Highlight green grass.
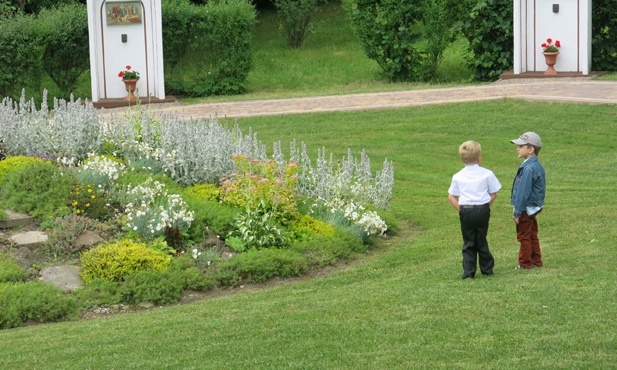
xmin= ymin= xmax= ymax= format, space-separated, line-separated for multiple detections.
xmin=1 ymin=99 xmax=616 ymax=368
xmin=596 ymin=72 xmax=617 ymax=81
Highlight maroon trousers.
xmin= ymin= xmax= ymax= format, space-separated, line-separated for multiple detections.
xmin=516 ymin=210 xmax=543 ymax=268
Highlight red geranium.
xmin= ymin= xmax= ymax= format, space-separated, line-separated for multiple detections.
xmin=118 ymin=65 xmax=140 ymax=80
xmin=541 ymin=38 xmax=561 ymax=53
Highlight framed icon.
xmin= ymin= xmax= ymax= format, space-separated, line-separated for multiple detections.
xmin=106 ymin=1 xmax=142 ymax=25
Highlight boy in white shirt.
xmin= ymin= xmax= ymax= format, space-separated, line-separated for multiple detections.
xmin=448 ymin=141 xmax=502 ymax=279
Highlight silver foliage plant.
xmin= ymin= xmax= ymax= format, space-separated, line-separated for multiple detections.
xmin=0 ymin=92 xmax=394 ymax=210
xmin=0 ymin=90 xmax=100 ymax=161
xmin=274 ymin=140 xmax=394 ymax=209
xmin=104 ymin=110 xmax=267 ymax=185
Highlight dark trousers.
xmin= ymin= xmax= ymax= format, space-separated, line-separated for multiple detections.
xmin=516 ymin=210 xmax=543 ymax=268
xmin=459 ymin=204 xmax=494 ymax=278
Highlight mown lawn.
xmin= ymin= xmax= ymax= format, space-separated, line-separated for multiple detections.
xmin=1 ymin=99 xmax=616 ymax=368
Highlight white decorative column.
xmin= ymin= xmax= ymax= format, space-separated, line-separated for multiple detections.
xmin=514 ymin=0 xmax=591 ymax=74
xmin=87 ymin=0 xmax=165 ymax=101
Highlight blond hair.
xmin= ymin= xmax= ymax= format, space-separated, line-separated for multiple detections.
xmin=459 ymin=141 xmax=481 ymax=164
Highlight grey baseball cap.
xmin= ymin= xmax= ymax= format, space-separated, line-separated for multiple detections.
xmin=511 ymin=132 xmax=542 ymax=148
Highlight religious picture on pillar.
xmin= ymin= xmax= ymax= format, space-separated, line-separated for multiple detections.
xmin=106 ymin=1 xmax=142 ymax=25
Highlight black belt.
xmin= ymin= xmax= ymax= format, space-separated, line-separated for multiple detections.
xmin=460 ymin=203 xmax=489 ymax=209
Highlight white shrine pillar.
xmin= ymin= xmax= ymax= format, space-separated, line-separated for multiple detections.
xmin=514 ymin=0 xmax=591 ymax=74
xmin=87 ymin=0 xmax=165 ymax=101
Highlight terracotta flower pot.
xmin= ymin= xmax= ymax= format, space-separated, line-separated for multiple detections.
xmin=123 ymin=79 xmax=139 ymax=101
xmin=543 ymin=52 xmax=559 ymax=75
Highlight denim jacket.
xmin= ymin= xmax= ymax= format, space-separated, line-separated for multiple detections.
xmin=510 ymin=156 xmax=546 ymax=218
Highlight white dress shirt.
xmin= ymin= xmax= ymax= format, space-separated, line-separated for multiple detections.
xmin=448 ymin=164 xmax=502 ymax=205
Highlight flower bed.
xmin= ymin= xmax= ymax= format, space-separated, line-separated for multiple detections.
xmin=0 ymin=91 xmax=396 ymax=328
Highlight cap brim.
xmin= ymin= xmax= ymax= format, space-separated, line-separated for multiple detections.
xmin=510 ymin=139 xmax=526 ymax=145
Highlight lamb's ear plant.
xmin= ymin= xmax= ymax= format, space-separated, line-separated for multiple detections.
xmin=0 ymin=90 xmax=100 ymax=160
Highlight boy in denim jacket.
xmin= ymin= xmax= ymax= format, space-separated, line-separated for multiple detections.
xmin=448 ymin=141 xmax=502 ymax=279
xmin=510 ymin=132 xmax=546 ymax=269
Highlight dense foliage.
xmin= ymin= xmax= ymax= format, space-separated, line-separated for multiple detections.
xmin=344 ymin=0 xmax=424 ymax=81
xmin=38 ymin=3 xmax=90 ymax=98
xmin=460 ymin=0 xmax=513 ymax=81
xmin=0 ymin=13 xmax=43 ymax=99
xmin=162 ymin=0 xmax=256 ymax=96
xmin=592 ymin=0 xmax=617 ymax=71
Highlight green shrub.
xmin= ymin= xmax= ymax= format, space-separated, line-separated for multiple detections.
xmin=420 ymin=0 xmax=470 ymax=80
xmin=0 ymin=12 xmax=43 ymax=100
xmin=183 ymin=196 xmax=239 ymax=242
xmin=37 ymin=3 xmax=89 ymax=99
xmin=181 ymin=267 xmax=218 ymax=291
xmin=80 ymin=239 xmax=172 ymax=283
xmin=461 ymin=0 xmax=512 ymax=81
xmin=289 ymin=214 xmax=336 ymax=238
xmin=72 ymin=279 xmax=122 ymax=310
xmin=0 ymin=281 xmax=79 ymax=329
xmin=344 ymin=0 xmax=424 ymax=81
xmin=162 ymin=0 xmax=256 ymax=96
xmin=120 ymin=269 xmax=184 ymax=305
xmin=218 ymin=248 xmax=309 ymax=285
xmin=184 ymin=183 xmax=220 ymax=201
xmin=0 ymin=155 xmax=45 ymax=187
xmin=1 ymin=161 xmax=72 ymax=222
xmin=290 ymin=225 xmax=365 ymax=266
xmin=0 ymin=254 xmax=26 ymax=283
xmin=273 ymin=0 xmax=318 ymax=48
xmin=592 ymin=0 xmax=617 ymax=71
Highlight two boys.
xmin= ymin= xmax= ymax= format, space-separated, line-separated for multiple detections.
xmin=448 ymin=132 xmax=546 ymax=278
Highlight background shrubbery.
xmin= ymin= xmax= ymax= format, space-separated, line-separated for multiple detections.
xmin=162 ymin=0 xmax=256 ymax=97
xmin=2 ymin=0 xmax=617 ymax=103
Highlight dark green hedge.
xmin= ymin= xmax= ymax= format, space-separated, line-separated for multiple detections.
xmin=162 ymin=0 xmax=256 ymax=97
xmin=592 ymin=0 xmax=617 ymax=71
xmin=0 ymin=13 xmax=43 ymax=99
xmin=461 ymin=0 xmax=513 ymax=81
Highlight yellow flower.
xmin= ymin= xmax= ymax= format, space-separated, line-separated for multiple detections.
xmin=88 ymin=188 xmax=93 ymax=193
xmin=91 ymin=195 xmax=96 ymax=199
xmin=76 ymin=210 xmax=81 ymax=214
xmin=72 ymin=201 xmax=78 ymax=206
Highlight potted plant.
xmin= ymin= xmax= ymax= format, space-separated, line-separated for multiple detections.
xmin=541 ymin=38 xmax=561 ymax=75
xmin=118 ymin=65 xmax=140 ymax=101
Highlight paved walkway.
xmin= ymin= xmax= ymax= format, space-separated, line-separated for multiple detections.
xmin=136 ymin=78 xmax=617 ymax=119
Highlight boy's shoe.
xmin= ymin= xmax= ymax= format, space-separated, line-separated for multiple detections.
xmin=462 ymin=274 xmax=475 ymax=279
xmin=515 ymin=265 xmax=532 ymax=270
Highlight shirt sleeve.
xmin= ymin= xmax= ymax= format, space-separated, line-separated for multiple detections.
xmin=488 ymin=172 xmax=502 ymax=194
xmin=448 ymin=176 xmax=459 ymax=196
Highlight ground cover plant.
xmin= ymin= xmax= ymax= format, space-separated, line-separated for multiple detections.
xmin=0 ymin=99 xmax=615 ymax=367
